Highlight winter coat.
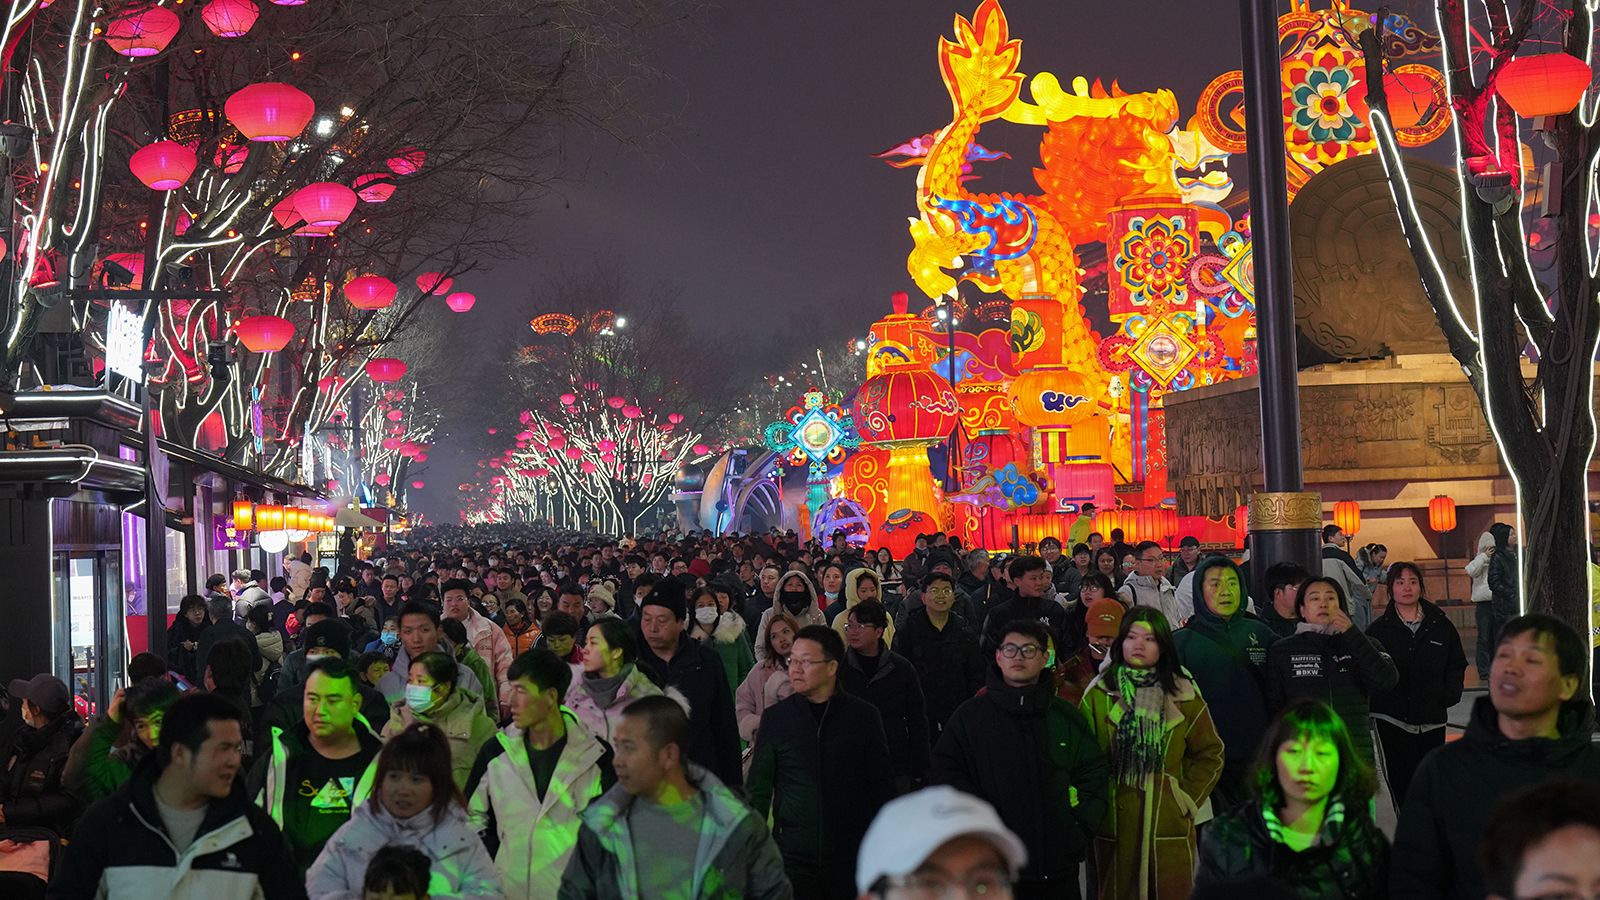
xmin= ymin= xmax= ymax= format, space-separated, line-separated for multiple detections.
xmin=693 ymin=611 xmax=756 ymax=694
xmin=376 ymin=642 xmax=485 ymax=708
xmin=1172 ymin=557 xmax=1278 ymax=765
xmin=380 ymin=687 xmax=498 ymax=789
xmin=638 ymin=632 xmax=744 ymax=788
xmin=754 ymin=581 xmax=827 ymax=665
xmin=306 ymin=797 xmax=501 ymax=899
xmin=63 ymin=713 xmax=146 ymax=807
xmin=0 ymin=712 xmax=82 ymax=833
xmin=1391 ymin=697 xmax=1600 ymax=899
xmin=457 ymin=608 xmax=514 ymax=704
xmin=195 ymin=619 xmax=262 ymax=688
xmin=838 ymin=643 xmax=930 ymax=785
xmin=746 ymin=690 xmax=895 ymax=898
xmin=1265 ymin=625 xmax=1398 ymax=765
xmin=1366 ymin=601 xmax=1467 ymax=730
xmin=564 ymin=664 xmax=666 ymax=745
xmin=503 ymin=620 xmax=540 ymax=658
xmin=827 ymin=570 xmax=897 ymax=646
xmin=1464 ymin=533 xmax=1496 ymax=604
xmin=1487 ymin=547 xmax=1521 ymax=617
xmin=1079 ymin=672 xmax=1224 ymax=900
xmin=255 ymin=629 xmax=285 ymax=667
xmin=979 ymin=593 xmax=1073 ymax=658
xmin=558 ymin=763 xmax=793 ymax=900
xmin=929 ymin=671 xmax=1111 ymax=886
xmin=1117 ymin=573 xmax=1187 ymax=628
xmin=165 ymin=617 xmax=210 ymax=684
xmin=735 ymin=659 xmax=793 ymax=745
xmin=260 ymin=675 xmax=392 ymax=741
xmin=893 ymin=606 xmax=985 ymax=736
xmin=1195 ymin=797 xmax=1390 ymax=899
xmin=46 ymin=758 xmax=305 ymax=900
xmin=464 ymin=714 xmax=615 ymax=900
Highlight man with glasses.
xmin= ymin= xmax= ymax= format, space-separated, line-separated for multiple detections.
xmin=1117 ymin=540 xmax=1185 ymax=625
xmin=839 ymin=601 xmax=930 ymax=794
xmin=855 ymin=785 xmax=1026 ymax=900
xmin=747 ymin=625 xmax=895 ymax=898
xmin=931 ymin=620 xmax=1108 ymax=900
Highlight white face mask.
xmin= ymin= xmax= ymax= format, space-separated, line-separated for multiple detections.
xmin=695 ymin=606 xmax=719 ymax=625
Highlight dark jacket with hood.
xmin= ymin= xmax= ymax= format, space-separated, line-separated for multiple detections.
xmin=637 ymin=631 xmax=743 ymax=789
xmin=1196 ymin=793 xmax=1389 ymax=899
xmin=838 ymin=642 xmax=929 ymax=784
xmin=929 ymin=669 xmax=1109 ymax=886
xmin=1391 ymin=697 xmax=1600 ymax=899
xmin=893 ymin=605 xmax=985 ymax=737
xmin=1265 ymin=622 xmax=1398 ymax=765
xmin=980 ymin=591 xmax=1072 ymax=659
xmin=1486 ymin=524 xmax=1520 ymax=618
xmin=1366 ymin=599 xmax=1468 ymax=729
xmin=0 ymin=709 xmax=83 ymax=834
xmin=1172 ymin=556 xmax=1279 ymax=765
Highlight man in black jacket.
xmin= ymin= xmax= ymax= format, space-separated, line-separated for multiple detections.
xmin=195 ymin=595 xmax=262 ymax=690
xmin=930 ymin=620 xmax=1109 ymax=899
xmin=0 ymin=674 xmax=82 ymax=836
xmin=895 ymin=572 xmax=985 ymax=740
xmin=746 ymin=625 xmax=894 ymax=900
xmin=839 ymin=601 xmax=929 ymax=793
xmin=980 ymin=555 xmax=1071 ymax=658
xmin=635 ymin=581 xmax=743 ymax=788
xmin=1392 ymin=614 xmax=1600 ymax=900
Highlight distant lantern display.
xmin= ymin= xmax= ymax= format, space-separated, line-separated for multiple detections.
xmin=416 ymin=272 xmax=452 ymax=295
xmin=354 ymin=174 xmax=394 ymax=203
xmin=445 ymin=291 xmax=476 ymax=313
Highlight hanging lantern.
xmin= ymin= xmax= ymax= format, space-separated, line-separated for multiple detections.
xmin=444 ymin=291 xmax=475 ymax=313
xmin=353 ymin=173 xmax=394 ymax=203
xmin=365 ymin=357 xmax=407 ymax=382
xmin=622 ymin=405 xmax=642 ymax=419
xmin=1234 ymin=503 xmax=1249 ymax=546
xmin=411 ymin=480 xmax=424 ymax=489
xmin=416 ymin=272 xmax=452 ymax=295
xmin=1497 ymin=53 xmax=1592 ymax=118
xmin=128 ymin=141 xmax=197 ymax=190
xmin=385 ymin=409 xmax=403 ymax=422
xmin=269 ymin=0 xmax=305 ymax=5
xmin=290 ymin=182 xmax=357 ymax=228
xmin=387 ymin=148 xmax=426 ymax=175
xmin=1428 ymin=495 xmax=1458 ymax=533
xmin=596 ymin=439 xmax=616 ymax=452
xmin=667 ymin=412 xmax=684 ymax=424
xmin=1332 ymin=500 xmax=1361 ymax=537
xmin=1159 ymin=507 xmax=1179 ymax=542
xmin=1382 ymin=69 xmax=1436 ymax=130
xmin=105 ymin=6 xmax=182 ymax=57
xmin=255 ymin=504 xmax=284 ymax=531
xmin=580 ymin=461 xmax=596 ymax=474
xmin=692 ymin=443 xmax=710 ymax=455
xmin=317 ymin=375 xmax=344 ymax=393
xmin=564 ymin=446 xmax=583 ymax=460
xmin=214 ymin=143 xmax=248 ymax=174
xmin=225 ymin=82 xmax=316 ymax=142
xmin=232 ymin=497 xmax=254 ymax=530
xmin=235 ymin=315 xmax=294 ymax=352
xmin=559 ymin=393 xmax=576 ymax=405
xmin=201 ymin=0 xmax=260 ymax=38
xmin=374 ymin=474 xmax=391 ymax=487
xmin=380 ymin=437 xmax=402 ymax=450
xmin=344 ymin=274 xmax=397 ymax=310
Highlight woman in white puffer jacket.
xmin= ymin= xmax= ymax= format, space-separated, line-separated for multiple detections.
xmin=1463 ymin=530 xmax=1497 ymax=681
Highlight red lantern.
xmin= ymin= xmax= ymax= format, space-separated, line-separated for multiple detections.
xmin=564 ymin=446 xmax=583 ymax=460
xmin=365 ymin=357 xmax=407 ymax=383
xmin=560 ymin=393 xmax=576 ymax=405
xmin=214 ymin=143 xmax=248 ymax=174
xmin=105 ymin=6 xmax=181 ymax=57
xmin=354 ymin=173 xmax=394 ymax=203
xmin=416 ymin=272 xmax=452 ymax=295
xmin=387 ymin=148 xmax=426 ymax=175
xmin=411 ymin=480 xmax=425 ymax=490
xmin=692 ymin=443 xmax=710 ymax=455
xmin=385 ymin=409 xmax=403 ymax=422
xmin=444 ymin=291 xmax=475 ymax=313
xmin=129 ymin=141 xmax=196 ymax=190
xmin=225 ymin=82 xmax=315 ymax=142
xmin=232 ymin=497 xmax=254 ymax=530
xmin=380 ymin=437 xmax=402 ymax=450
xmin=235 ymin=315 xmax=294 ymax=352
xmin=1496 ymin=53 xmax=1592 ymax=118
xmin=580 ymin=461 xmax=597 ymax=474
xmin=269 ymin=0 xmax=305 ymax=5
xmin=1382 ymin=70 xmax=1436 ymax=130
xmin=668 ymin=413 xmax=684 ymax=424
xmin=374 ymin=474 xmax=391 ymax=486
xmin=622 ymin=405 xmax=642 ymax=419
xmin=1428 ymin=495 xmax=1457 ymax=533
xmin=606 ymin=396 xmax=626 ymax=409
xmin=1234 ymin=503 xmax=1250 ymax=546
xmin=317 ymin=375 xmax=344 ymax=393
xmin=201 ymin=0 xmax=259 ymax=38
xmin=291 ymin=182 xmax=357 ymax=228
xmin=344 ymin=275 xmax=397 ymax=310
xmin=854 ymin=368 xmax=959 ymax=446
xmin=1332 ymin=500 xmax=1361 ymax=538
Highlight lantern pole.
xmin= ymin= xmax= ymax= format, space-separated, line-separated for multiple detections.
xmin=1238 ymin=0 xmax=1322 ymax=602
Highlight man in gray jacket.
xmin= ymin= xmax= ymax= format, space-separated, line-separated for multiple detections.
xmin=559 ymin=694 xmax=791 ymax=899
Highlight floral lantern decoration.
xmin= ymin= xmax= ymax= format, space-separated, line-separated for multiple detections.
xmin=235 ymin=315 xmax=294 ymax=352
xmin=225 ymin=82 xmax=315 ymax=142
xmin=374 ymin=474 xmax=391 ymax=486
xmin=105 ymin=6 xmax=182 ymax=57
xmin=129 ymin=141 xmax=197 ymax=190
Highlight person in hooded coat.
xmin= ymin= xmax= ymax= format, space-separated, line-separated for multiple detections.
xmin=754 ymin=571 xmax=827 ymax=665
xmin=826 ymin=568 xmax=896 ymax=647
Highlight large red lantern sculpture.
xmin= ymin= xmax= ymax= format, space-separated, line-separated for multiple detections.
xmin=854 ymin=367 xmax=957 ymax=558
xmin=105 ymin=6 xmax=181 ymax=57
xmin=201 ymin=0 xmax=260 ymax=38
xmin=1496 ymin=53 xmax=1592 ymax=118
xmin=129 ymin=141 xmax=197 ymax=190
xmin=344 ymin=275 xmax=396 ymax=310
xmin=225 ymin=82 xmax=315 ymax=142
xmin=236 ymin=315 xmax=294 ymax=352
xmin=365 ymin=357 xmax=407 ymax=383
xmin=291 ymin=182 xmax=357 ymax=228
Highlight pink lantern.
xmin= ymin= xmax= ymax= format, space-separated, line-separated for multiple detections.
xmin=606 ymin=396 xmax=625 ymax=409
xmin=489 ymin=459 xmax=504 ymax=468
xmin=380 ymin=437 xmax=402 ymax=450
xmin=411 ymin=480 xmax=424 ymax=490
xmin=444 ymin=291 xmax=475 ymax=313
xmin=129 ymin=141 xmax=197 ymax=190
xmin=560 ymin=393 xmax=576 ymax=405
xmin=564 ymin=447 xmax=583 ymax=460
xmin=291 ymin=182 xmax=357 ymax=227
xmin=400 ymin=442 xmax=421 ymax=457
xmin=416 ymin=272 xmax=452 ymax=296
xmin=269 ymin=0 xmax=305 ymax=6
xmin=580 ymin=461 xmax=597 ymax=474
xmin=374 ymin=474 xmax=391 ymax=486
xmin=317 ymin=375 xmax=344 ymax=392
xmin=385 ymin=409 xmax=403 ymax=422
xmin=596 ymin=439 xmax=616 ymax=452
xmin=225 ymin=82 xmax=316 ymax=142
xmin=547 ymin=434 xmax=567 ymax=450
xmin=214 ymin=144 xmax=248 ymax=174
xmin=667 ymin=413 xmax=684 ymax=424
xmin=344 ymin=275 xmax=397 ymax=310
xmin=693 ymin=443 xmax=710 ymax=455
xmin=365 ymin=357 xmax=407 ymax=383
xmin=354 ymin=173 xmax=394 ymax=203
xmin=201 ymin=0 xmax=260 ymax=38
xmin=387 ymin=148 xmax=426 ymax=175
xmin=622 ymin=405 xmax=642 ymax=419
xmin=235 ymin=315 xmax=294 ymax=352
xmin=105 ymin=6 xmax=181 ymax=57
xmin=415 ymin=453 xmax=428 ymax=462
xmin=487 ymin=427 xmax=498 ymax=435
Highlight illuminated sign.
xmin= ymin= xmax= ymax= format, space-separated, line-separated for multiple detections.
xmin=105 ymin=302 xmax=144 ymax=381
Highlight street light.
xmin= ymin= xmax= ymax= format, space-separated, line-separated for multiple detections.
xmin=615 ymin=316 xmax=627 ymax=329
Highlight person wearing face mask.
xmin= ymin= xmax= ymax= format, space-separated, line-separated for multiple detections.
xmin=380 ymin=652 xmax=496 ymax=790
xmin=817 ymin=563 xmax=847 ymax=609
xmin=0 ymin=673 xmax=82 ymax=841
xmin=753 ymin=571 xmax=826 ymax=665
xmin=362 ymin=616 xmax=403 ymax=662
xmin=1264 ymin=577 xmax=1398 ymax=768
xmin=1057 ymin=596 xmax=1125 ymax=705
xmin=688 ymin=585 xmax=756 ymax=696
xmin=308 ymin=723 xmax=502 ymax=899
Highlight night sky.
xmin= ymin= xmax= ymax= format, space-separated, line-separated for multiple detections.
xmin=408 ymin=1 xmax=1416 ymax=522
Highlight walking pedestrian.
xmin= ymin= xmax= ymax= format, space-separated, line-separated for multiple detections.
xmin=441 ymin=579 xmax=513 ymax=720
xmin=688 ymin=585 xmax=755 ymax=695
xmin=734 ymin=609 xmax=797 ymax=754
xmin=1117 ymin=541 xmax=1185 ymax=626
xmin=892 ymin=570 xmax=984 ymax=740
xmin=636 ymin=581 xmax=744 ymax=788
xmin=839 ymin=600 xmax=930 ymax=794
xmin=565 ymin=617 xmax=666 ymax=745
xmin=0 ymin=674 xmax=83 ymax=836
xmin=379 ymin=651 xmax=496 ymax=790
xmin=980 ymin=555 xmax=1071 ymax=658
xmin=855 ymin=786 xmax=1027 ymax=900
xmin=1463 ymin=530 xmax=1497 ymax=682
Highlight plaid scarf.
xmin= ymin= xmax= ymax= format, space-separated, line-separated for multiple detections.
xmin=1263 ymin=799 xmax=1346 ymax=849
xmin=1111 ymin=666 xmax=1169 ymax=787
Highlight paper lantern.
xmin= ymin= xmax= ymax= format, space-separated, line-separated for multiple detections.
xmin=1332 ymin=500 xmax=1361 ymax=537
xmin=387 ymin=148 xmax=426 ymax=175
xmin=291 ymin=182 xmax=357 ymax=228
xmin=1008 ymin=364 xmax=1098 ymax=429
xmin=560 ymin=393 xmax=576 ymax=405
xmin=344 ymin=274 xmax=397 ymax=310
xmin=580 ymin=461 xmax=596 ymax=474
xmin=692 ymin=443 xmax=710 ymax=455
xmin=564 ymin=446 xmax=583 ymax=460
xmin=606 ymin=396 xmax=626 ymax=409
xmin=1382 ymin=70 xmax=1436 ymax=130
xmin=1496 ymin=53 xmax=1592 ymax=118
xmin=317 ymin=375 xmax=344 ymax=393
xmin=374 ymin=474 xmax=391 ymax=487
xmin=1099 ymin=508 xmax=1137 ymax=545
xmin=444 ymin=291 xmax=475 ymax=313
xmin=236 ymin=315 xmax=294 ymax=352
xmin=622 ymin=405 xmax=642 ymax=419
xmin=269 ymin=0 xmax=305 ymax=6
xmin=1428 ymin=495 xmax=1457 ymax=533
xmin=854 ymin=368 xmax=958 ymax=446
xmin=232 ymin=497 xmax=254 ymax=530
xmin=225 ymin=82 xmax=315 ymax=142
xmin=201 ymin=0 xmax=259 ymax=38
xmin=416 ymin=272 xmax=452 ymax=296
xmin=255 ymin=504 xmax=284 ymax=531
xmin=354 ymin=173 xmax=394 ymax=203
xmin=128 ymin=141 xmax=197 ymax=190
xmin=105 ymin=6 xmax=181 ymax=57
xmin=380 ymin=437 xmax=402 ymax=450
xmin=1235 ymin=503 xmax=1249 ymax=546
xmin=411 ymin=480 xmax=424 ymax=489
xmin=365 ymin=357 xmax=407 ymax=383
xmin=668 ymin=413 xmax=684 ymax=424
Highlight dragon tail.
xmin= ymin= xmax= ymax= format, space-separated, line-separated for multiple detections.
xmin=938 ymin=0 xmax=1025 ymax=122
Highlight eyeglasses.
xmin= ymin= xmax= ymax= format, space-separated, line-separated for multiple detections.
xmin=998 ymin=643 xmax=1042 ymax=659
xmin=926 ymin=587 xmax=955 ymax=597
xmin=844 ymin=622 xmax=880 ymax=631
xmin=879 ymin=869 xmax=1013 ymax=899
xmin=788 ymin=657 xmax=832 ymax=669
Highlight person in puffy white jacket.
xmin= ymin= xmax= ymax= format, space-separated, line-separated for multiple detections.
xmin=306 ymin=723 xmax=501 ymax=900
xmin=1463 ymin=530 xmax=1498 ymax=681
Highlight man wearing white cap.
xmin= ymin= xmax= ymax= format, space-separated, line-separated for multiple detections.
xmin=855 ymin=785 xmax=1027 ymax=899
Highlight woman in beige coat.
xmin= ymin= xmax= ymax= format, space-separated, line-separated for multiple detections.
xmin=380 ymin=650 xmax=497 ymax=790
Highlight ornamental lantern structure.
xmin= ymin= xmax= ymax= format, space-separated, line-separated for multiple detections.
xmin=445 ymin=291 xmax=475 ymax=313
xmin=232 ymin=497 xmax=254 ymax=530
xmin=236 ymin=315 xmax=294 ymax=352
xmin=255 ymin=504 xmax=284 ymax=531
xmin=291 ymin=182 xmax=357 ymax=228
xmin=201 ymin=0 xmax=260 ymax=38
xmin=1428 ymin=495 xmax=1457 ymax=534
xmin=129 ymin=141 xmax=197 ymax=190
xmin=374 ymin=474 xmax=390 ymax=487
xmin=1332 ymin=500 xmax=1361 ymax=541
xmin=1496 ymin=53 xmax=1592 ymax=118
xmin=344 ymin=275 xmax=397 ymax=310
xmin=365 ymin=357 xmax=407 ymax=383
xmin=105 ymin=6 xmax=181 ymax=57
xmin=225 ymin=82 xmax=315 ymax=142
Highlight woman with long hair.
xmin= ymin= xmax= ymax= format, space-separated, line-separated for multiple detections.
xmin=1195 ymin=700 xmax=1389 ymax=898
xmin=871 ymin=547 xmax=900 ymax=582
xmin=380 ymin=651 xmax=496 ymax=789
xmin=564 ymin=617 xmax=665 ymax=744
xmin=1096 ymin=547 xmax=1122 ymax=585
xmin=165 ymin=594 xmax=211 ymax=684
xmin=307 ymin=723 xmax=501 ymax=899
xmin=1365 ymin=562 xmax=1466 ymax=809
xmin=1080 ymin=607 xmax=1224 ymax=898
xmin=688 ymin=584 xmax=755 ymax=694
xmin=734 ymin=609 xmax=798 ymax=752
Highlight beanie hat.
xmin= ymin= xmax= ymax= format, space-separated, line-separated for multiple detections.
xmin=1085 ymin=598 xmax=1126 ymax=641
xmin=642 ymin=579 xmax=688 ymax=621
xmin=587 ymin=583 xmax=616 ymax=611
xmin=302 ymin=618 xmax=351 ymax=657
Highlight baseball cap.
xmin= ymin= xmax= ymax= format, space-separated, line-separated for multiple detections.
xmin=1179 ymin=535 xmax=1200 ymax=549
xmin=856 ymin=786 xmax=1027 ymax=893
xmin=7 ymin=673 xmax=70 ymax=716
xmin=1085 ymin=597 xmax=1126 ymax=641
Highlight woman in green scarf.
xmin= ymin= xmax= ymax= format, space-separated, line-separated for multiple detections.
xmin=1080 ymin=606 xmax=1225 ymax=899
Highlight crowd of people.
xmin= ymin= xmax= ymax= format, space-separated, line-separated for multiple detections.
xmin=0 ymin=514 xmax=1592 ymax=899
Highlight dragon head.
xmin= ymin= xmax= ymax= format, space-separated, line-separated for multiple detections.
xmin=1168 ymin=116 xmax=1234 ymax=207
